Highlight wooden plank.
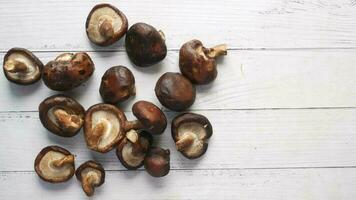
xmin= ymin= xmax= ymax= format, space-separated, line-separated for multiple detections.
xmin=0 ymin=0 xmax=356 ymax=51
xmin=1 ymin=109 xmax=356 ymax=171
xmin=1 ymin=168 xmax=355 ymax=199
xmin=1 ymin=50 xmax=356 ymax=111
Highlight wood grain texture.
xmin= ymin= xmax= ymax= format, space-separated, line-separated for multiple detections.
xmin=1 ymin=168 xmax=355 ymax=199
xmin=1 ymin=49 xmax=356 ymax=112
xmin=1 ymin=0 xmax=356 ymax=199
xmin=1 ymin=109 xmax=356 ymax=172
xmin=0 ymin=0 xmax=356 ymax=51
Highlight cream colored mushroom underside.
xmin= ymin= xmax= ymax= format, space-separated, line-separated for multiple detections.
xmin=178 ymin=122 xmax=206 ymax=156
xmin=5 ymin=53 xmax=38 ymax=80
xmin=87 ymin=7 xmax=123 ymax=43
xmin=122 ymin=142 xmax=145 ymax=167
xmin=91 ymin=111 xmax=120 ymax=149
xmin=38 ymin=151 xmax=72 ymax=180
xmin=81 ymin=168 xmax=102 ymax=185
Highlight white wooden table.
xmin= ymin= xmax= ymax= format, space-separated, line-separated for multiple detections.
xmin=1 ymin=0 xmax=356 ymax=199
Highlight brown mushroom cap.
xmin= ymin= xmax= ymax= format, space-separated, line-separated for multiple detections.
xmin=42 ymin=52 xmax=95 ymax=91
xmin=75 ymin=161 xmax=105 ymax=197
xmin=144 ymin=147 xmax=170 ymax=177
xmin=86 ymin=4 xmax=128 ymax=46
xmin=34 ymin=146 xmax=75 ymax=183
xmin=84 ymin=104 xmax=126 ymax=153
xmin=99 ymin=66 xmax=136 ymax=104
xmin=179 ymin=40 xmax=227 ymax=84
xmin=39 ymin=95 xmax=85 ymax=137
xmin=155 ymin=72 xmax=196 ymax=111
xmin=171 ymin=113 xmax=213 ymax=159
xmin=125 ymin=23 xmax=167 ymax=67
xmin=116 ymin=130 xmax=153 ymax=170
xmin=132 ymin=101 xmax=167 ymax=135
xmin=3 ymin=48 xmax=43 ymax=85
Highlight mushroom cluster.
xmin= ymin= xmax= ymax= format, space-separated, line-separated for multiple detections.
xmin=1 ymin=2 xmax=227 ymax=197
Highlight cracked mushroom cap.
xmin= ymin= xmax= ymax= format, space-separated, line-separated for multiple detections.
xmin=34 ymin=146 xmax=75 ymax=183
xmin=42 ymin=52 xmax=95 ymax=91
xmin=116 ymin=130 xmax=153 ymax=170
xmin=179 ymin=40 xmax=227 ymax=84
xmin=155 ymin=72 xmax=196 ymax=111
xmin=99 ymin=66 xmax=136 ymax=104
xmin=132 ymin=101 xmax=167 ymax=135
xmin=76 ymin=161 xmax=105 ymax=196
xmin=125 ymin=23 xmax=167 ymax=67
xmin=171 ymin=113 xmax=213 ymax=159
xmin=144 ymin=147 xmax=170 ymax=177
xmin=86 ymin=4 xmax=128 ymax=46
xmin=39 ymin=95 xmax=85 ymax=137
xmin=84 ymin=104 xmax=127 ymax=153
xmin=3 ymin=48 xmax=43 ymax=85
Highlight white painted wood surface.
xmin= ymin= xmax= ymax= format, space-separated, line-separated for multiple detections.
xmin=1 ymin=0 xmax=356 ymax=51
xmin=1 ymin=169 xmax=356 ymax=200
xmin=1 ymin=109 xmax=356 ymax=172
xmin=1 ymin=50 xmax=356 ymax=111
xmin=0 ymin=0 xmax=356 ymax=199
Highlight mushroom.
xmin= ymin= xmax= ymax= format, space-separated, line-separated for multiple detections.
xmin=84 ymin=104 xmax=127 ymax=153
xmin=42 ymin=52 xmax=95 ymax=91
xmin=99 ymin=66 xmax=135 ymax=104
xmin=76 ymin=161 xmax=105 ymax=196
xmin=34 ymin=146 xmax=75 ymax=183
xmin=155 ymin=72 xmax=196 ymax=111
xmin=86 ymin=4 xmax=128 ymax=46
xmin=3 ymin=48 xmax=43 ymax=85
xmin=125 ymin=23 xmax=167 ymax=67
xmin=39 ymin=95 xmax=85 ymax=137
xmin=179 ymin=40 xmax=227 ymax=84
xmin=144 ymin=147 xmax=170 ymax=177
xmin=171 ymin=113 xmax=213 ymax=159
xmin=131 ymin=101 xmax=167 ymax=135
xmin=116 ymin=130 xmax=153 ymax=169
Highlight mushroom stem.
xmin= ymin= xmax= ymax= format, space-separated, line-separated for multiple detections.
xmin=124 ymin=120 xmax=143 ymax=132
xmin=52 ymin=155 xmax=74 ymax=168
xmin=99 ymin=19 xmax=114 ymax=39
xmin=91 ymin=120 xmax=108 ymax=143
xmin=126 ymin=130 xmax=145 ymax=156
xmin=82 ymin=175 xmax=95 ymax=196
xmin=5 ymin=60 xmax=28 ymax=73
xmin=54 ymin=109 xmax=81 ymax=130
xmin=176 ymin=133 xmax=195 ymax=151
xmin=207 ymin=44 xmax=227 ymax=58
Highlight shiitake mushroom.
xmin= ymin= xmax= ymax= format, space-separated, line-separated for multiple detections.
xmin=86 ymin=4 xmax=128 ymax=46
xmin=116 ymin=130 xmax=153 ymax=169
xmin=144 ymin=147 xmax=170 ymax=177
xmin=171 ymin=113 xmax=213 ymax=159
xmin=3 ymin=48 xmax=43 ymax=85
xmin=84 ymin=104 xmax=127 ymax=153
xmin=42 ymin=52 xmax=94 ymax=91
xmin=34 ymin=146 xmax=75 ymax=183
xmin=99 ymin=66 xmax=135 ymax=104
xmin=131 ymin=101 xmax=167 ymax=135
xmin=84 ymin=101 xmax=166 ymax=153
xmin=39 ymin=95 xmax=85 ymax=137
xmin=76 ymin=161 xmax=105 ymax=196
xmin=155 ymin=72 xmax=196 ymax=111
xmin=179 ymin=40 xmax=227 ymax=84
xmin=125 ymin=23 xmax=167 ymax=67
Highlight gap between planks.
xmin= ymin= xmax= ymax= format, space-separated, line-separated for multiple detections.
xmin=1 ymin=106 xmax=356 ymax=114
xmin=3 ymin=165 xmax=356 ymax=173
xmin=1 ymin=47 xmax=356 ymax=53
